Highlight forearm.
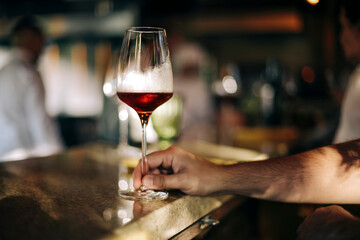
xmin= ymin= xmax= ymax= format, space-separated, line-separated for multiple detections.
xmin=217 ymin=140 xmax=360 ymax=204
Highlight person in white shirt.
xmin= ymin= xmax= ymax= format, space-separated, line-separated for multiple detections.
xmin=333 ymin=2 xmax=360 ymax=144
xmin=0 ymin=16 xmax=63 ymax=161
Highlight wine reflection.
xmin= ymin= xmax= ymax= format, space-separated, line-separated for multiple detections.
xmin=102 ymin=159 xmax=161 ymax=226
xmin=102 ymin=198 xmax=134 ymax=226
xmin=102 ymin=160 xmax=137 ymax=226
xmin=118 ymin=158 xmax=137 ymax=191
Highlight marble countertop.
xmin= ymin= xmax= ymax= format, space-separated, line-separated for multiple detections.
xmin=0 ymin=142 xmax=250 ymax=240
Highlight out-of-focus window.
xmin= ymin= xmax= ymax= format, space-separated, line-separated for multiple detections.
xmin=40 ymin=43 xmax=104 ymax=117
xmin=0 ymin=47 xmax=10 ymax=69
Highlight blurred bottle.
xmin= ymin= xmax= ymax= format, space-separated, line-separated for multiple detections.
xmin=261 ymin=57 xmax=282 ymax=126
xmin=101 ymin=50 xmax=140 ymax=157
xmin=213 ymin=62 xmax=244 ymax=145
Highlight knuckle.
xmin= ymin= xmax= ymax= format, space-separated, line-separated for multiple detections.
xmin=159 ymin=176 xmax=166 ymax=189
xmin=155 ymin=175 xmax=166 ymax=189
xmin=167 ymin=145 xmax=178 ymax=153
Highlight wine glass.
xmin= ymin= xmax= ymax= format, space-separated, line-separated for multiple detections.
xmin=116 ymin=27 xmax=173 ymax=200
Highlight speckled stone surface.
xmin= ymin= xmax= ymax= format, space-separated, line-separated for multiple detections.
xmin=0 ymin=143 xmax=236 ymax=240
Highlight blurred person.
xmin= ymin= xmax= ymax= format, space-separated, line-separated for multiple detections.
xmin=333 ymin=0 xmax=360 ymax=144
xmin=169 ymin=31 xmax=215 ymax=141
xmin=0 ymin=16 xmax=63 ymax=160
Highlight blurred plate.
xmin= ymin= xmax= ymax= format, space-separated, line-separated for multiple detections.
xmin=176 ymin=140 xmax=268 ymax=164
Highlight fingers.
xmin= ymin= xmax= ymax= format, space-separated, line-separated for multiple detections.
xmin=142 ymin=173 xmax=183 ymax=190
xmin=131 ymin=146 xmax=222 ymax=195
xmin=133 ymin=161 xmax=142 ymax=189
xmin=146 ymin=146 xmax=177 ymax=169
xmin=132 ymin=146 xmax=179 ymax=190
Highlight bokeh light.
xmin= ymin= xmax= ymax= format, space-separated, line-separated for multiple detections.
xmin=301 ymin=66 xmax=315 ymax=83
xmin=306 ymin=0 xmax=319 ymax=6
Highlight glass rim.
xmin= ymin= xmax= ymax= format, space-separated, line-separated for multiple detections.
xmin=126 ymin=26 xmax=166 ymax=33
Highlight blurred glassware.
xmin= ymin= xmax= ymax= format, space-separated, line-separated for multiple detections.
xmin=152 ymin=94 xmax=183 ymax=150
xmin=102 ymin=74 xmax=139 ymax=158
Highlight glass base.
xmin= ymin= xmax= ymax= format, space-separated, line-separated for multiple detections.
xmin=119 ymin=189 xmax=168 ymax=200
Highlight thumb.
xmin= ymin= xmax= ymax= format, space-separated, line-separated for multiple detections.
xmin=142 ymin=174 xmax=181 ymax=190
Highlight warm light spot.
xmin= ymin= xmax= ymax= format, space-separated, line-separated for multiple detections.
xmin=103 ymin=208 xmax=113 ymax=221
xmin=301 ymin=66 xmax=315 ymax=83
xmin=222 ymin=75 xmax=238 ymax=94
xmin=117 ymin=209 xmax=127 ymax=218
xmin=48 ymin=16 xmax=67 ymax=37
xmin=103 ymin=81 xmax=114 ymax=96
xmin=118 ymin=180 xmax=128 ymax=190
xmin=192 ymin=10 xmax=303 ymax=33
xmin=306 ymin=0 xmax=319 ymax=5
xmin=260 ymin=83 xmax=274 ymax=99
xmin=122 ymin=217 xmax=132 ymax=225
xmin=118 ymin=108 xmax=129 ymax=121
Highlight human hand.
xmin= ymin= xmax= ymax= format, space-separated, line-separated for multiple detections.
xmin=297 ymin=205 xmax=360 ymax=240
xmin=133 ymin=146 xmax=226 ymax=195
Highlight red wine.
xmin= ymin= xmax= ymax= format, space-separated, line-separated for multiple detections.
xmin=117 ymin=92 xmax=173 ymax=124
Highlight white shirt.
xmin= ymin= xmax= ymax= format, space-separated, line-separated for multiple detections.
xmin=334 ymin=64 xmax=360 ymax=143
xmin=174 ymin=76 xmax=214 ymax=141
xmin=0 ymin=49 xmax=63 ymax=160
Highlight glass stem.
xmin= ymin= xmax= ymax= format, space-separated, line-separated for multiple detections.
xmin=140 ymin=120 xmax=149 ymax=191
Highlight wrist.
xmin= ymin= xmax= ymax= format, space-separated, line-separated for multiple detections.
xmin=211 ymin=164 xmax=240 ymax=195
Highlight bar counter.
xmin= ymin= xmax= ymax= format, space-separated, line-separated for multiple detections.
xmin=0 ymin=142 xmax=266 ymax=240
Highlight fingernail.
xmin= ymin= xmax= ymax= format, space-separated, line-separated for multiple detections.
xmin=143 ymin=175 xmax=153 ymax=187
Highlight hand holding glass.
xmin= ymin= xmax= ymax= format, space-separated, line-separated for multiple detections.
xmin=116 ymin=27 xmax=173 ymax=200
